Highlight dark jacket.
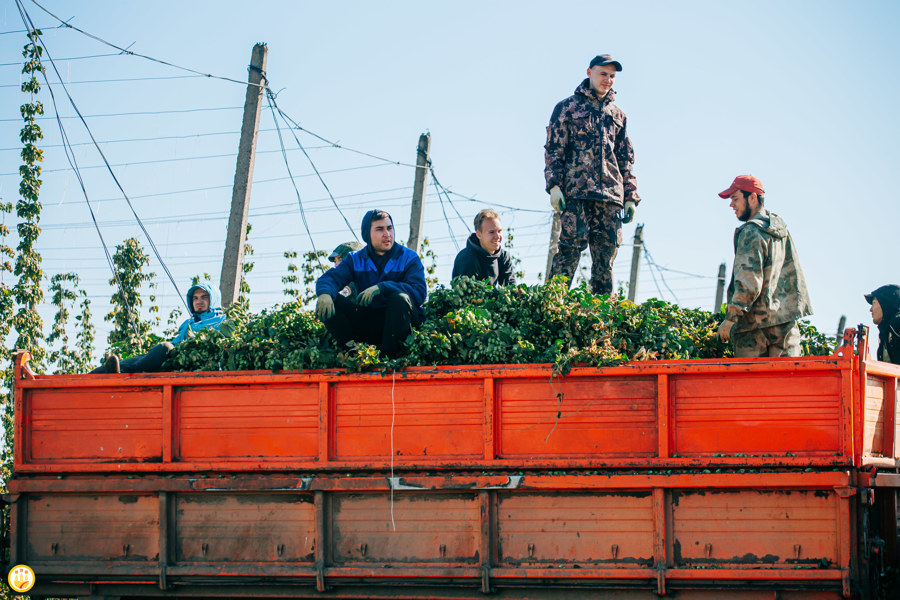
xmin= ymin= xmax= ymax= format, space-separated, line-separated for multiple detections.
xmin=544 ymin=79 xmax=640 ymax=206
xmin=452 ymin=233 xmax=517 ymax=286
xmin=316 ymin=244 xmax=427 ymax=321
xmin=868 ymin=284 xmax=900 ymax=364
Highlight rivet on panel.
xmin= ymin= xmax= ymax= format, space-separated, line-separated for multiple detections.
xmin=611 ymin=544 xmax=618 ymax=559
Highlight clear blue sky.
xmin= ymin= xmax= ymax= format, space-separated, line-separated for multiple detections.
xmin=1 ymin=0 xmax=898 ymax=350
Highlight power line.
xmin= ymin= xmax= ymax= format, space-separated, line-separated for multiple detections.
xmin=30 ymin=0 xmax=264 ymax=88
xmin=0 ymin=74 xmax=206 ymax=88
xmin=0 ymin=105 xmax=242 ymax=123
xmin=17 ymin=1 xmax=188 ymax=313
xmin=0 ymin=51 xmax=120 ymax=66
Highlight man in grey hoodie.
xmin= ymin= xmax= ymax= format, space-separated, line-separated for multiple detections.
xmin=716 ymin=175 xmax=812 ymax=357
xmin=451 ymin=209 xmax=517 ymax=286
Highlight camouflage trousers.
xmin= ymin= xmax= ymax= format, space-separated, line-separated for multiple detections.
xmin=733 ymin=321 xmax=801 ymax=358
xmin=549 ymin=199 xmax=622 ymax=295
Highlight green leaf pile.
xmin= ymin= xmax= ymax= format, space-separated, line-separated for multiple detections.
xmin=163 ymin=277 xmax=833 ymax=374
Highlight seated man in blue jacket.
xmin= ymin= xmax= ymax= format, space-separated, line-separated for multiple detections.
xmin=315 ymin=209 xmax=426 ymax=358
xmin=90 ymin=282 xmax=226 ymax=374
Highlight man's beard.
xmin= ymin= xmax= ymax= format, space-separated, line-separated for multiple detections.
xmin=737 ymin=205 xmax=753 ymax=222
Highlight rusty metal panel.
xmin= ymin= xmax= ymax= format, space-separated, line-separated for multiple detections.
xmin=177 ymin=384 xmax=319 ymax=460
xmin=672 ymin=489 xmax=838 ymax=567
xmin=175 ymin=493 xmax=315 ymax=562
xmin=333 ymin=380 xmax=484 ymax=460
xmin=28 ymin=387 xmax=163 ymax=463
xmin=673 ymin=372 xmax=843 ymax=456
xmin=864 ymin=375 xmax=886 ymax=457
xmin=332 ymin=492 xmax=480 ymax=564
xmin=26 ymin=493 xmax=158 ymax=561
xmin=498 ymin=377 xmax=657 ymax=457
xmin=497 ymin=492 xmax=655 ymax=566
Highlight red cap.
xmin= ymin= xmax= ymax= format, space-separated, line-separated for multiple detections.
xmin=718 ymin=175 xmax=764 ymax=198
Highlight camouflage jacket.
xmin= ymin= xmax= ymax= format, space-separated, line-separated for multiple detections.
xmin=544 ymin=79 xmax=640 ymax=206
xmin=726 ymin=209 xmax=812 ymax=332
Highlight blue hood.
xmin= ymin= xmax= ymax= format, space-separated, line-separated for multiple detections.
xmin=186 ymin=281 xmax=222 ymax=319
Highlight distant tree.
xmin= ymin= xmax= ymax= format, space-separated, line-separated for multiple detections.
xmin=419 ymin=237 xmax=439 ymax=293
xmin=300 ymin=250 xmax=329 ymax=307
xmin=282 ymin=250 xmax=301 ymax=302
xmin=236 ymin=224 xmax=254 ymax=308
xmin=105 ymin=238 xmax=155 ymax=356
xmin=504 ymin=227 xmax=525 ymax=282
xmin=47 ymin=273 xmax=81 ymax=374
xmin=74 ymin=289 xmax=96 ymax=372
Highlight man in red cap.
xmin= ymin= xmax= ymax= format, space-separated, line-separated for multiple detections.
xmin=544 ymin=54 xmax=640 ymax=296
xmin=716 ymin=175 xmax=812 ymax=357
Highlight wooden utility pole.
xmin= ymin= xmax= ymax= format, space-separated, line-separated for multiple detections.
xmin=220 ymin=43 xmax=268 ymax=308
xmin=627 ymin=225 xmax=643 ymax=302
xmin=714 ymin=262 xmax=727 ymax=311
xmin=545 ymin=211 xmax=561 ymax=280
xmin=406 ymin=133 xmax=431 ymax=253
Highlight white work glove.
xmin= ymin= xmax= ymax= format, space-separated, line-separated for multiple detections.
xmin=316 ymin=294 xmax=335 ymax=320
xmin=549 ymin=186 xmax=566 ymax=212
xmin=623 ymin=200 xmax=636 ymax=223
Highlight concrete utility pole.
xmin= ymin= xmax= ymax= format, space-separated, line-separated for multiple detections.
xmin=835 ymin=315 xmax=847 ymax=346
xmin=714 ymin=262 xmax=727 ymax=311
xmin=406 ymin=133 xmax=431 ymax=253
xmin=545 ymin=211 xmax=561 ymax=280
xmin=220 ymin=43 xmax=268 ymax=308
xmin=627 ymin=225 xmax=643 ymax=302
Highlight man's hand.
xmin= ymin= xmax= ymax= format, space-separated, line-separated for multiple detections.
xmin=316 ymin=294 xmax=335 ymax=320
xmin=357 ymin=285 xmax=381 ymax=307
xmin=623 ymin=200 xmax=636 ymax=223
xmin=718 ymin=319 xmax=735 ymax=342
xmin=549 ymin=186 xmax=566 ymax=211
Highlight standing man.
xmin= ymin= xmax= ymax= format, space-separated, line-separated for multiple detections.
xmin=545 ymin=54 xmax=640 ymax=296
xmin=716 ymin=175 xmax=812 ymax=357
xmin=315 ymin=210 xmax=426 ymax=358
xmin=452 ymin=209 xmax=518 ymax=286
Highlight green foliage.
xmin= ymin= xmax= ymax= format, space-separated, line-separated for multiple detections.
xmin=13 ymin=29 xmax=47 ymax=370
xmin=282 ymin=250 xmax=300 ymax=302
xmin=105 ymin=237 xmax=156 ymax=357
xmin=164 ymin=276 xmax=830 ymax=375
xmin=47 ymin=273 xmax=82 ymax=374
xmin=418 ymin=237 xmax=440 ymax=293
xmin=74 ymin=289 xmax=95 ymax=372
xmin=503 ymin=227 xmax=525 ymax=281
xmin=300 ymin=249 xmax=329 ymax=307
xmin=163 ymin=300 xmax=383 ymax=373
xmin=236 ymin=223 xmax=253 ymax=309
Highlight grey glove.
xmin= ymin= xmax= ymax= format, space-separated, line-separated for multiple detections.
xmin=357 ymin=285 xmax=381 ymax=307
xmin=316 ymin=294 xmax=335 ymax=320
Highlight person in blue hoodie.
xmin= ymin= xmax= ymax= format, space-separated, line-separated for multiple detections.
xmin=315 ymin=209 xmax=426 ymax=358
xmin=90 ymin=282 xmax=226 ymax=374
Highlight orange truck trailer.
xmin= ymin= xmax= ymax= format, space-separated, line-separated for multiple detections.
xmin=4 ymin=328 xmax=899 ymax=599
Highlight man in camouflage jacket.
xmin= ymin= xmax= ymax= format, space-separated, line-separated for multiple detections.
xmin=716 ymin=175 xmax=812 ymax=357
xmin=544 ymin=54 xmax=640 ymax=295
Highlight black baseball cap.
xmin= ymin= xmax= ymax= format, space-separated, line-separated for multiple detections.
xmin=589 ymin=54 xmax=622 ymax=71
